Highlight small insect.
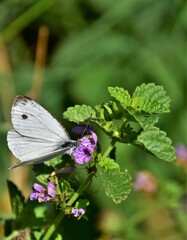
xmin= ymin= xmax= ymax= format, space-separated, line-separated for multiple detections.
xmin=7 ymin=96 xmax=77 ymax=169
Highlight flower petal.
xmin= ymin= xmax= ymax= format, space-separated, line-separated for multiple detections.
xmin=33 ymin=183 xmax=45 ymax=193
xmin=47 ymin=182 xmax=56 ymax=198
xmin=30 ymin=192 xmax=39 ymax=201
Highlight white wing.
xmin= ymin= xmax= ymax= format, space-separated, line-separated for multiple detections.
xmin=7 ymin=96 xmax=76 ymax=169
xmin=11 ymin=96 xmax=71 ymax=142
xmin=7 ymin=130 xmax=74 ymax=169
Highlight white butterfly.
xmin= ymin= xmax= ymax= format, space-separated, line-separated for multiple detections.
xmin=7 ymin=96 xmax=77 ymax=169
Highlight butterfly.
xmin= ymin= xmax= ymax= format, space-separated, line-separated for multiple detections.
xmin=7 ymin=96 xmax=77 ymax=169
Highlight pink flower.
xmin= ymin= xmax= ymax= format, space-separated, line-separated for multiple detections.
xmin=30 ymin=182 xmax=56 ymax=202
xmin=176 ymin=145 xmax=187 ymax=166
xmin=133 ymin=171 xmax=157 ymax=193
xmin=72 ymin=208 xmax=85 ymax=218
xmin=71 ymin=131 xmax=98 ymax=165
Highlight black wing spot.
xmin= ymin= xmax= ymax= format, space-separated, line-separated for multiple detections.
xmin=22 ymin=114 xmax=28 ymax=119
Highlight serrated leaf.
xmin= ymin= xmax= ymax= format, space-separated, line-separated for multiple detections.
xmin=132 ymin=83 xmax=170 ymax=113
xmin=98 ymin=167 xmax=132 ymax=204
xmin=137 ymin=127 xmax=176 ymax=162
xmin=98 ymin=156 xmax=119 ymax=170
xmin=108 ymin=87 xmax=131 ymax=109
xmin=63 ymin=105 xmax=96 ymax=123
xmin=133 ymin=113 xmax=159 ymax=128
xmin=7 ymin=180 xmax=25 ymax=218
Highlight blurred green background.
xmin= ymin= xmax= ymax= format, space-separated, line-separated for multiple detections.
xmin=0 ymin=0 xmax=186 ymax=239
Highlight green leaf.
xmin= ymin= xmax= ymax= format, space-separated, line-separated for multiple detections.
xmin=7 ymin=180 xmax=25 ymax=218
xmin=132 ymin=83 xmax=170 ymax=113
xmin=75 ymin=199 xmax=89 ymax=209
xmin=59 ymin=180 xmax=75 ymax=200
xmin=137 ymin=127 xmax=176 ymax=162
xmin=133 ymin=112 xmax=159 ymax=128
xmin=63 ymin=105 xmax=96 ymax=123
xmin=97 ymin=101 xmax=122 ymax=120
xmin=108 ymin=86 xmax=131 ymax=109
xmin=98 ymin=156 xmax=119 ymax=170
xmin=98 ymin=166 xmax=132 ymax=204
xmin=36 ymin=174 xmax=49 ymax=185
xmin=6 ymin=182 xmax=50 ymax=231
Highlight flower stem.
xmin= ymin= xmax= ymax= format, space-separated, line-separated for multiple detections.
xmin=43 ymin=211 xmax=65 ymax=240
xmin=42 ymin=172 xmax=95 ymax=239
xmin=67 ymin=172 xmax=95 ymax=206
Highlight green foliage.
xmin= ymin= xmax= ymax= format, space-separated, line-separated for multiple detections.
xmin=7 ymin=180 xmax=25 ymax=220
xmin=63 ymin=105 xmax=96 ymax=123
xmin=108 ymin=87 xmax=131 ymax=109
xmin=6 ymin=181 xmax=50 ymax=232
xmin=97 ymin=158 xmax=132 ymax=204
xmin=137 ymin=127 xmax=176 ymax=162
xmin=97 ymin=156 xmax=119 ymax=170
xmin=98 ymin=167 xmax=132 ymax=204
xmin=64 ymin=83 xmax=176 ymax=162
xmin=132 ymin=83 xmax=170 ymax=113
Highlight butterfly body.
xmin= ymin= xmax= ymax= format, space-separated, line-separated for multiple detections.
xmin=7 ymin=96 xmax=76 ymax=169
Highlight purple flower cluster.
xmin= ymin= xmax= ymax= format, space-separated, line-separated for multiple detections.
xmin=71 ymin=131 xmax=98 ymax=165
xmin=30 ymin=182 xmax=56 ymax=202
xmin=71 ymin=208 xmax=85 ymax=218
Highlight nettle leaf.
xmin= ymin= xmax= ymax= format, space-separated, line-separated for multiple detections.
xmin=132 ymin=83 xmax=170 ymax=113
xmin=98 ymin=166 xmax=132 ymax=204
xmin=7 ymin=180 xmax=25 ymax=218
xmin=108 ymin=86 xmax=131 ymax=109
xmin=133 ymin=112 xmax=159 ymax=128
xmin=137 ymin=127 xmax=176 ymax=162
xmin=98 ymin=156 xmax=119 ymax=170
xmin=63 ymin=105 xmax=96 ymax=123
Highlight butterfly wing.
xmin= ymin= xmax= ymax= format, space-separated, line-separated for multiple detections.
xmin=7 ymin=130 xmax=74 ymax=169
xmin=10 ymin=96 xmax=71 ymax=142
xmin=7 ymin=96 xmax=76 ymax=168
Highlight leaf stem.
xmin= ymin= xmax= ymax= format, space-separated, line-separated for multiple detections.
xmin=42 ymin=172 xmax=95 ymax=239
xmin=101 ymin=139 xmax=117 ymax=160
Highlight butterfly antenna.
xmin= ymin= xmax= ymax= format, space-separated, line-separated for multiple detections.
xmin=81 ymin=113 xmax=93 ymax=137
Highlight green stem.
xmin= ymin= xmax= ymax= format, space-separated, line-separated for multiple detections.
xmin=42 ymin=172 xmax=95 ymax=240
xmin=43 ymin=211 xmax=65 ymax=240
xmin=101 ymin=139 xmax=117 ymax=160
xmin=67 ymin=172 xmax=95 ymax=206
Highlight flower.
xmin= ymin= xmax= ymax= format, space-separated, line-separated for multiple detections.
xmin=176 ymin=144 xmax=187 ymax=166
xmin=30 ymin=182 xmax=56 ymax=202
xmin=71 ymin=131 xmax=98 ymax=164
xmin=71 ymin=208 xmax=85 ymax=218
xmin=133 ymin=171 xmax=157 ymax=194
